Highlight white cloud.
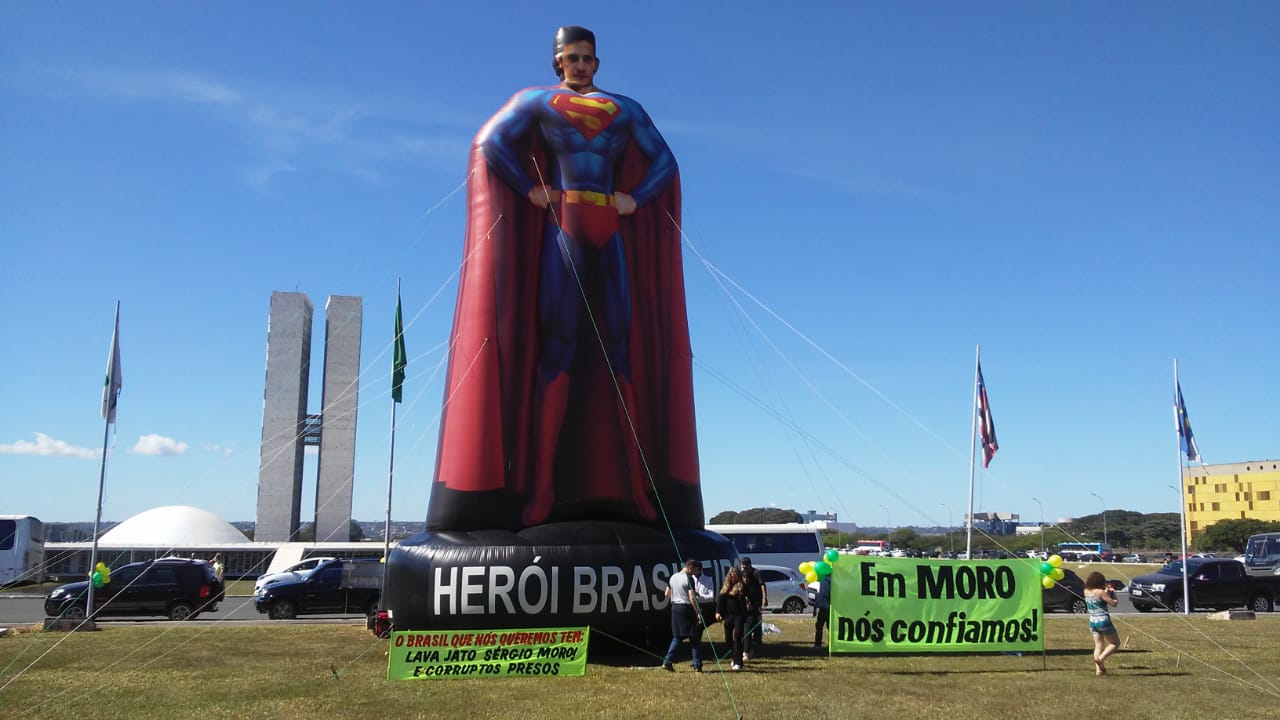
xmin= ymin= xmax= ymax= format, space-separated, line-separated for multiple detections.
xmin=202 ymin=444 xmax=234 ymax=458
xmin=783 ymin=166 xmax=950 ymax=202
xmin=245 ymin=161 xmax=300 ymax=194
xmin=52 ymin=66 xmax=470 ymax=192
xmin=131 ymin=434 xmax=189 ymax=456
xmin=0 ymin=433 xmax=99 ymax=459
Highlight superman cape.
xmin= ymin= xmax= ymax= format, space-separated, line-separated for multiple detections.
xmin=426 ymin=104 xmax=703 ymax=532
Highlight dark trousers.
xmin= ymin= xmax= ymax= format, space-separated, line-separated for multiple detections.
xmin=721 ymin=613 xmax=746 ymax=664
xmin=664 ymin=605 xmax=704 ymax=668
xmin=663 ymin=628 xmax=703 ymax=668
xmin=814 ymin=607 xmax=829 ymax=646
xmin=746 ymin=609 xmax=762 ymax=652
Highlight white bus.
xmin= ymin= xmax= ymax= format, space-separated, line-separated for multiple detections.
xmin=706 ymin=523 xmax=825 ymax=572
xmin=1057 ymin=541 xmax=1113 ymax=562
xmin=0 ymin=515 xmax=46 ymax=586
xmin=1243 ymin=532 xmax=1280 ymax=577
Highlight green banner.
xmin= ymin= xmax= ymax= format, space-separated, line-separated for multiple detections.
xmin=388 ymin=627 xmax=590 ymax=680
xmin=830 ymin=557 xmax=1044 ymax=653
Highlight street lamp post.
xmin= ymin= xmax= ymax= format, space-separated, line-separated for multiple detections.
xmin=879 ymin=504 xmax=890 ymax=536
xmin=940 ymin=503 xmax=953 ymax=554
xmin=1090 ymin=492 xmax=1107 ymax=548
xmin=1031 ymin=497 xmax=1044 ymax=555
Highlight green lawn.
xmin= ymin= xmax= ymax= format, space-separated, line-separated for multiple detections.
xmin=2 ymin=614 xmax=1277 ymax=719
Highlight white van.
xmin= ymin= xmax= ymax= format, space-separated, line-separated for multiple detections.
xmin=707 ymin=523 xmax=825 ymax=573
xmin=1243 ymin=532 xmax=1280 ymax=577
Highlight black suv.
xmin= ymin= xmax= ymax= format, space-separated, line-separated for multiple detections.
xmin=44 ymin=558 xmax=225 ymax=621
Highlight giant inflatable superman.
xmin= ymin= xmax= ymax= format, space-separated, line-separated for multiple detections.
xmin=426 ymin=25 xmax=703 ymax=532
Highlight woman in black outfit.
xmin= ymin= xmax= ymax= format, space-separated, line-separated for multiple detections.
xmin=716 ymin=566 xmax=748 ymax=670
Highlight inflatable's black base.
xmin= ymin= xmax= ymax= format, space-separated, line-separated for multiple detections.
xmin=384 ymin=521 xmax=736 ymax=646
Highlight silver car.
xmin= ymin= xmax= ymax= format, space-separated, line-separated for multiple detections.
xmin=253 ymin=556 xmax=335 ymax=593
xmin=754 ymin=564 xmax=809 ymax=614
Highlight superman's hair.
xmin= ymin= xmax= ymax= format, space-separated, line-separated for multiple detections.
xmin=552 ymin=26 xmax=596 ymax=79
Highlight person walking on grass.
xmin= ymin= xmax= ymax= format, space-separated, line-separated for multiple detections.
xmin=740 ymin=557 xmax=764 ymax=659
xmin=1084 ymin=571 xmax=1119 ymax=675
xmin=716 ymin=566 xmax=748 ymax=670
xmin=662 ymin=559 xmax=714 ymax=672
xmin=812 ymin=575 xmax=831 ymax=650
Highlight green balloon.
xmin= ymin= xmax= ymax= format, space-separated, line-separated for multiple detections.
xmin=91 ymin=570 xmax=103 ymax=588
xmin=815 ymin=560 xmax=832 ymax=578
xmin=824 ymin=549 xmax=840 ymax=564
xmin=1040 ymin=561 xmax=1053 ymax=575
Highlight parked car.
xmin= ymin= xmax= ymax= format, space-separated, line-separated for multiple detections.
xmin=1129 ymin=558 xmax=1280 ymax=613
xmin=753 ymin=564 xmax=808 ymax=614
xmin=44 ymin=557 xmax=225 ymax=621
xmin=1043 ymin=568 xmax=1087 ymax=613
xmin=1122 ymin=554 xmax=1146 ymax=563
xmin=253 ymin=557 xmax=382 ymax=619
xmin=254 ymin=556 xmax=335 ymax=593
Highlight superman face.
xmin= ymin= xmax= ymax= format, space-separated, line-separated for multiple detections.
xmin=557 ymin=40 xmax=598 ymax=91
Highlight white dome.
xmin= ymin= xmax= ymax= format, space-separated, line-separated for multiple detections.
xmin=99 ymin=505 xmax=248 ymax=546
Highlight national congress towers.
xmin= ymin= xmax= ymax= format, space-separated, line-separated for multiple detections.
xmin=255 ymin=291 xmax=362 ymax=542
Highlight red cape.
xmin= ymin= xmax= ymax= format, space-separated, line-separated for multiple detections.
xmin=427 ymin=104 xmax=702 ymax=532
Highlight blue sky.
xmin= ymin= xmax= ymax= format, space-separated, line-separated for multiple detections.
xmin=2 ymin=4 xmax=1276 ymax=530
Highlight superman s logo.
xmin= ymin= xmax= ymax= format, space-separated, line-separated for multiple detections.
xmin=550 ymin=94 xmax=619 ymax=141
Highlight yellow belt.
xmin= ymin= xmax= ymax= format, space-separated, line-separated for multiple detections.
xmin=561 ymin=190 xmax=616 ymax=207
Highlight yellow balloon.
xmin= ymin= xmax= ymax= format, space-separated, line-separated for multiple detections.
xmin=1041 ymin=576 xmax=1056 ymax=589
xmin=799 ymin=561 xmax=815 ymax=574
xmin=1051 ymin=568 xmax=1065 ymax=581
xmin=805 ymin=570 xmax=819 ymax=584
xmin=1048 ymin=554 xmax=1063 ymax=568
xmin=95 ymin=562 xmax=107 ymax=572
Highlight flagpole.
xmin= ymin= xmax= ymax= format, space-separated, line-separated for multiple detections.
xmin=966 ymin=344 xmax=979 ymax=560
xmin=86 ymin=301 xmax=121 ymax=619
xmin=86 ymin=403 xmax=111 ymax=619
xmin=1173 ymin=359 xmax=1190 ymax=614
xmin=381 ymin=280 xmax=404 ymax=612
xmin=381 ymin=397 xmax=397 ymax=608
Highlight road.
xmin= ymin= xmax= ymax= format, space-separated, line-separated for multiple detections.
xmin=1 ymin=592 xmax=1169 ymax=627
xmin=0 ymin=594 xmax=369 ymax=626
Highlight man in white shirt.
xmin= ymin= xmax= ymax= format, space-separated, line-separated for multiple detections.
xmin=661 ymin=559 xmax=715 ymax=672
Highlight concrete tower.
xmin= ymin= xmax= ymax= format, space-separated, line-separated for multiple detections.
xmin=315 ymin=295 xmax=362 ymax=542
xmin=255 ymin=292 xmax=313 ymax=542
xmin=255 ymin=291 xmax=362 ymax=542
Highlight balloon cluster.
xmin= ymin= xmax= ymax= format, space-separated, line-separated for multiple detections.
xmin=1039 ymin=554 xmax=1064 ymax=588
xmin=91 ymin=561 xmax=112 ymax=589
xmin=799 ymin=548 xmax=841 ymax=584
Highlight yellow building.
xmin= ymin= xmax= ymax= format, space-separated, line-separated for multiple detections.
xmin=1183 ymin=459 xmax=1280 ymax=541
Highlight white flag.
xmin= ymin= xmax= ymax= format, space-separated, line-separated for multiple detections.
xmin=102 ymin=305 xmax=122 ymax=424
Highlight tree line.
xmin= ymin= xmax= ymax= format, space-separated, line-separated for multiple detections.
xmin=711 ymin=507 xmax=1280 ymax=555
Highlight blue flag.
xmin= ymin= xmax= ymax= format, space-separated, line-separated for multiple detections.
xmin=1175 ymin=381 xmax=1200 ymax=463
xmin=102 ymin=306 xmax=122 ymax=424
